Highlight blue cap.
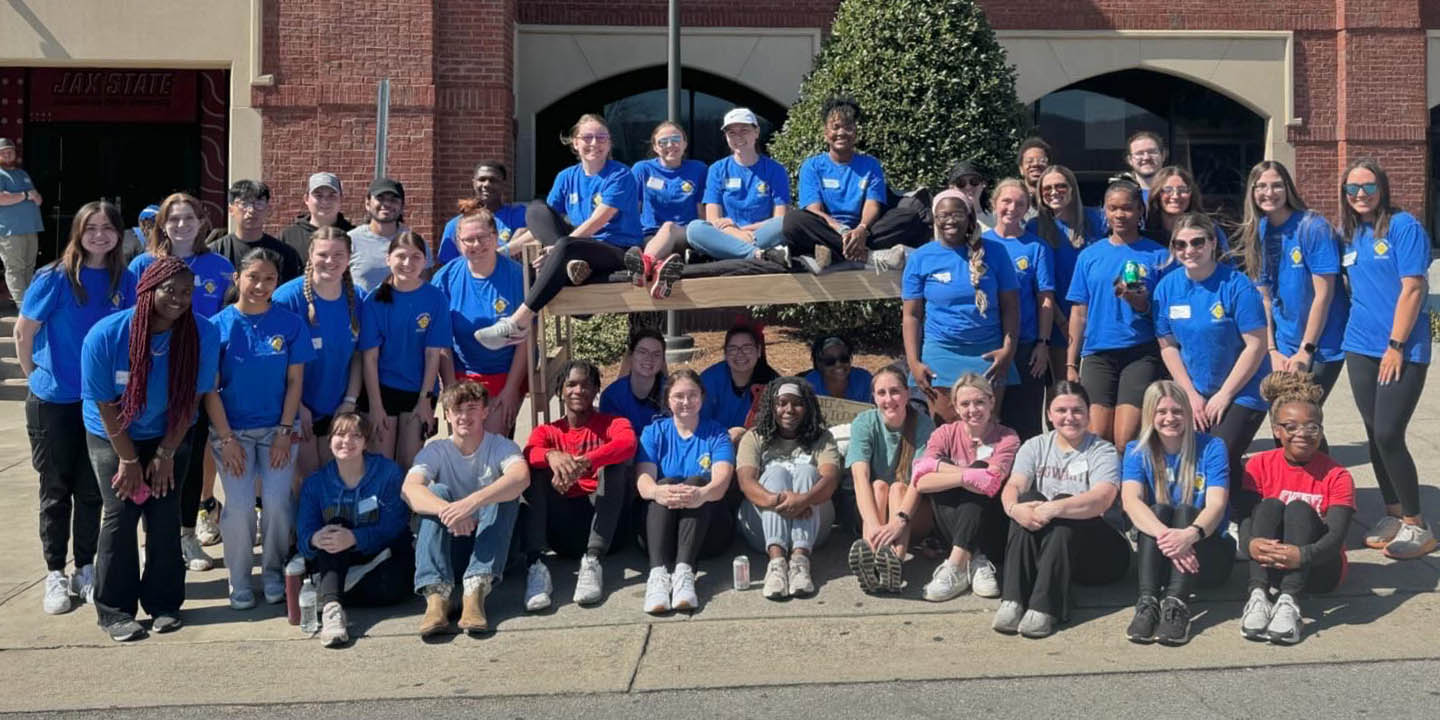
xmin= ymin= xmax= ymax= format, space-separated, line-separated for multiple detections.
xmin=139 ymin=204 xmax=160 ymax=221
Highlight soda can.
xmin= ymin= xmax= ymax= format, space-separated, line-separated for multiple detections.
xmin=1122 ymin=260 xmax=1140 ymax=288
xmin=732 ymin=555 xmax=751 ymax=591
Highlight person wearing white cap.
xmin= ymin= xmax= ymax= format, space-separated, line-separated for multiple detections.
xmin=0 ymin=137 xmax=45 ymax=304
xmin=684 ymin=108 xmax=792 ymax=267
xmin=280 ymin=172 xmax=355 ymax=259
xmin=734 ymin=378 xmax=840 ymax=599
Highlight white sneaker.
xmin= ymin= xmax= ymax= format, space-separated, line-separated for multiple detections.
xmin=524 ymin=560 xmax=553 ymax=612
xmin=1266 ymin=593 xmax=1303 ymax=644
xmin=319 ymin=601 xmax=349 ymax=647
xmin=643 ymin=567 xmax=672 ymax=614
xmin=788 ymin=554 xmax=815 ymax=597
xmin=762 ymin=556 xmax=789 ymax=600
xmin=43 ymin=570 xmax=71 ymax=614
xmin=1383 ymin=522 xmax=1438 ymax=560
xmin=866 ymin=245 xmax=909 ymax=272
xmin=1240 ymin=587 xmax=1273 ymax=640
xmin=1018 ymin=608 xmax=1055 ymax=638
xmin=181 ymin=531 xmax=214 ymax=571
xmin=196 ymin=502 xmax=222 ymax=546
xmin=670 ymin=563 xmax=698 ymax=611
xmin=70 ymin=563 xmax=96 ymax=605
xmin=922 ymin=561 xmax=969 ymax=602
xmin=992 ymin=600 xmax=1024 ymax=634
xmin=969 ymin=554 xmax=1000 ymax=598
xmin=1365 ymin=515 xmax=1404 ymax=549
xmin=573 ymin=555 xmax=603 ymax=606
xmin=474 ymin=316 xmax=528 ymax=351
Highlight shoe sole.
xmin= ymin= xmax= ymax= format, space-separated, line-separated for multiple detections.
xmin=645 ymin=604 xmax=671 ymax=615
xmin=623 ymin=248 xmax=648 ymax=287
xmin=153 ymin=620 xmax=183 ymax=634
xmin=418 ymin=624 xmax=449 ymax=638
xmin=1365 ymin=537 xmax=1398 ymax=550
xmin=187 ymin=560 xmax=212 ymax=572
xmin=1019 ymin=627 xmax=1054 ymax=639
xmin=1383 ymin=538 xmax=1438 ymax=559
xmin=923 ymin=588 xmax=964 ymax=602
xmin=322 ymin=634 xmax=349 ymax=648
xmin=524 ymin=597 xmax=552 ymax=612
xmin=1267 ymin=630 xmax=1301 ymax=645
xmin=972 ymin=583 xmax=1001 ymax=599
xmin=1126 ymin=632 xmax=1155 ymax=644
xmin=574 ymin=594 xmax=602 ymax=606
xmin=847 ymin=541 xmax=882 ymax=594
xmin=875 ymin=546 xmax=903 ymax=593
xmin=1157 ymin=632 xmax=1191 ymax=647
xmin=650 ymin=255 xmax=683 ymax=299
xmin=566 ymin=260 xmax=591 ymax=285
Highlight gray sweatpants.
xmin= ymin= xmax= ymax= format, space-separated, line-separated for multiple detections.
xmin=737 ymin=463 xmax=834 ymax=553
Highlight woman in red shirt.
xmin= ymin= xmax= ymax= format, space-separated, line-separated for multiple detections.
xmin=1237 ymin=370 xmax=1355 ymax=645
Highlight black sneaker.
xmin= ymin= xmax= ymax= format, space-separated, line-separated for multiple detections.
xmin=152 ymin=613 xmax=183 ymax=634
xmin=106 ymin=619 xmax=147 ymax=643
xmin=847 ymin=539 xmax=882 ymax=594
xmin=1156 ymin=596 xmax=1192 ymax=646
xmin=1125 ymin=595 xmax=1160 ymax=643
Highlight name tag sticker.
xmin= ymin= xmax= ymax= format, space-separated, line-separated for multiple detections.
xmin=933 ymin=271 xmax=952 ymax=283
xmin=115 ymin=370 xmax=130 ymax=386
xmin=726 ymin=177 xmax=742 ymax=190
xmin=1069 ymin=460 xmax=1088 ymax=476
xmin=976 ymin=445 xmax=994 ymax=461
xmin=312 ymin=337 xmax=323 ymax=350
xmin=356 ymin=495 xmax=379 ymax=516
xmin=568 ymin=192 xmax=579 ymax=204
xmin=1168 ymin=305 xmax=1191 ymax=319
xmin=1342 ymin=250 xmax=1357 ymax=267
xmin=194 ymin=275 xmax=204 ymax=286
xmin=646 ymin=177 xmax=666 ymax=191
xmin=822 ymin=178 xmax=842 ymax=190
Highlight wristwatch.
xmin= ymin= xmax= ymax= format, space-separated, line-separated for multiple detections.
xmin=1189 ymin=523 xmax=1207 ymax=540
xmin=1302 ymin=342 xmax=1317 ymax=354
xmin=896 ymin=511 xmax=911 ymax=524
xmin=1388 ymin=339 xmax=1405 ymax=352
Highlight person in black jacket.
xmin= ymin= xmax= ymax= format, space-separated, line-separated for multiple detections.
xmin=279 ymin=172 xmax=355 ymax=259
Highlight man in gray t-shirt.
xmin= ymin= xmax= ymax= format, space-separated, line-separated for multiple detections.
xmin=402 ymin=381 xmax=527 ymax=637
xmin=348 ymin=177 xmax=432 ymax=293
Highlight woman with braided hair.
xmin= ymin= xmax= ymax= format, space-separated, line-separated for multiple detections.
xmin=274 ymin=226 xmax=363 ymax=478
xmin=902 ymin=189 xmax=1019 ymax=421
xmin=81 ymin=256 xmax=220 ymax=641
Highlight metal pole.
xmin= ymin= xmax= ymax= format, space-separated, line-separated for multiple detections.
xmin=663 ymin=0 xmax=696 ymax=363
xmin=374 ymin=78 xmax=391 ymax=179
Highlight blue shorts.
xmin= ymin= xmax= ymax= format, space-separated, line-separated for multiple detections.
xmin=920 ymin=337 xmax=1021 ymax=390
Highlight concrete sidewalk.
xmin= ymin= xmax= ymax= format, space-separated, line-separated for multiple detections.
xmin=1 ymin=359 xmax=1438 ymax=713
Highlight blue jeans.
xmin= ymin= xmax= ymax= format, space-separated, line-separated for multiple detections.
xmin=413 ymin=483 xmax=519 ymax=594
xmin=210 ymin=426 xmax=297 ymax=594
xmin=685 ymin=217 xmax=784 ymax=260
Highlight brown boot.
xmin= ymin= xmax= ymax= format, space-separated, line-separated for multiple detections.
xmin=418 ymin=591 xmax=450 ymax=637
xmin=458 ymin=577 xmax=490 ymax=635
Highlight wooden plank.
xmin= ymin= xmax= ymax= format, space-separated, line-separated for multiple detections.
xmin=544 ymin=269 xmax=903 ymax=316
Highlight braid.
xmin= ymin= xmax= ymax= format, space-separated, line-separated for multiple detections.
xmin=969 ymin=233 xmax=989 ymax=316
xmin=118 ymin=256 xmax=199 ymax=435
xmin=302 ymin=259 xmax=318 ymax=326
xmin=343 ymin=269 xmax=359 ymax=336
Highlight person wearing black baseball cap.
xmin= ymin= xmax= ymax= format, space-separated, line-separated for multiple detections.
xmin=280 ymin=172 xmax=355 ymax=259
xmin=349 ymin=177 xmax=430 ymax=294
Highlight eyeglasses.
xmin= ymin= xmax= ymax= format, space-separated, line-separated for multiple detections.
xmin=818 ymin=354 xmax=851 ymax=367
xmin=954 ymin=177 xmax=984 ymax=189
xmin=1171 ymin=237 xmax=1209 ymax=251
xmin=1023 ymin=156 xmax=1049 ymax=167
xmin=575 ymin=133 xmax=611 ymax=143
xmin=656 ymin=135 xmax=685 ymax=147
xmin=234 ymin=201 xmax=268 ymax=212
xmin=1130 ymin=149 xmax=1162 ymax=159
xmin=1276 ymin=421 xmax=1323 ymax=436
xmin=1343 ymin=182 xmax=1378 ymax=197
xmin=724 ymin=344 xmax=759 ymax=357
xmin=934 ymin=211 xmax=968 ymax=222
xmin=1159 ymin=185 xmax=1192 ymax=197
xmin=1253 ymin=182 xmax=1286 ymax=195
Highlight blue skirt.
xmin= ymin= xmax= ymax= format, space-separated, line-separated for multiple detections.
xmin=920 ymin=336 xmax=1021 ymax=390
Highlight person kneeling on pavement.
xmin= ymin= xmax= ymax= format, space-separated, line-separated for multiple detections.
xmin=296 ymin=412 xmax=415 ymax=647
xmin=402 ymin=381 xmax=527 ymax=637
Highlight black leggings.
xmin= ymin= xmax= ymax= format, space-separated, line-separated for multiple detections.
xmin=1002 ymin=490 xmax=1131 ymax=618
xmin=524 ymin=235 xmax=628 ymax=312
xmin=928 ymin=485 xmax=1007 ymax=562
xmin=312 ymin=534 xmax=415 ymax=606
xmin=1346 ymin=352 xmax=1428 ymax=516
xmin=1207 ymin=403 xmax=1266 ymax=515
xmin=1136 ymin=502 xmax=1234 ymax=599
xmin=779 ymin=204 xmax=929 ymax=258
xmin=179 ymin=415 xmax=209 ymax=530
xmin=524 ymin=464 xmax=630 ymax=561
xmin=645 ymin=476 xmax=730 ymax=569
xmin=1000 ymin=341 xmax=1048 ymax=442
xmin=1247 ymin=498 xmax=1343 ymax=597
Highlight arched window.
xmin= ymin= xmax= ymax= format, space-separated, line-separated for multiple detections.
xmin=533 ymin=66 xmax=788 ymax=196
xmin=1032 ymin=69 xmax=1266 ymax=222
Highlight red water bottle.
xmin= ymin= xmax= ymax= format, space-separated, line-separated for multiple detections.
xmin=284 ymin=556 xmax=306 ymax=625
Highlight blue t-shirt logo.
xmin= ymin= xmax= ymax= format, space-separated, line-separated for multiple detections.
xmin=1209 ymin=301 xmax=1225 ymax=321
xmin=1193 ymin=473 xmax=1206 ymax=494
xmin=269 ymin=334 xmax=285 ymax=353
xmin=1289 ymin=246 xmax=1303 ymax=265
xmin=1016 ymin=256 xmax=1029 ymax=271
xmin=500 ymin=228 xmax=512 ymax=242
xmin=416 ymin=312 xmax=431 ymax=331
xmin=203 ymin=279 xmax=217 ymax=295
xmin=680 ymin=180 xmax=694 ymax=195
xmin=111 ymin=292 xmax=123 ymax=307
xmin=492 ymin=297 xmax=508 ymax=314
xmin=592 ymin=192 xmax=603 ymax=208
xmin=755 ymin=181 xmax=769 ymax=196
xmin=1374 ymin=240 xmax=1389 ymax=257
xmin=698 ymin=453 xmax=711 ymax=470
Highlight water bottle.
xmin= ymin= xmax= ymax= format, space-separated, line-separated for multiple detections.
xmin=298 ymin=577 xmax=318 ymax=633
xmin=284 ymin=556 xmax=306 ymax=625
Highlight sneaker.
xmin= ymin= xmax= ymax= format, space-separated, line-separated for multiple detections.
xmin=1018 ymin=608 xmax=1056 ymax=638
xmin=762 ymin=556 xmax=789 ymax=600
xmin=1266 ymin=593 xmax=1303 ymax=645
xmin=254 ymin=510 xmax=263 ymax=547
xmin=796 ymin=246 xmax=833 ymax=275
xmin=670 ymin=563 xmax=698 ymax=610
xmin=319 ymin=602 xmax=349 ymax=647
xmin=922 ymin=561 xmax=968 ymax=602
xmin=644 ymin=567 xmax=672 ymax=614
xmin=42 ymin=570 xmax=72 ymax=615
xmin=650 ymin=253 xmax=684 ymax=299
xmin=459 ymin=575 xmax=491 ymax=635
xmin=1365 ymin=515 xmax=1404 ymax=549
xmin=969 ymin=555 xmax=1000 ymax=598
xmin=263 ymin=573 xmax=286 ymax=605
xmin=524 ymin=560 xmax=553 ymax=612
xmin=788 ymin=554 xmax=815 ymax=598
xmin=1383 ymin=521 xmax=1438 ymax=560
xmin=1156 ymin=596 xmax=1192 ymax=646
xmin=760 ymin=245 xmax=790 ymax=268
xmin=70 ymin=563 xmax=96 ymax=605
xmin=866 ymin=245 xmax=909 ymax=273
xmin=152 ymin=613 xmax=183 ymax=634
xmin=229 ymin=588 xmax=256 ymax=611
xmin=197 ymin=499 xmax=222 ymax=546
xmin=1126 ymin=596 xmax=1160 ymax=643
xmin=992 ymin=600 xmax=1024 ymax=634
xmin=566 ymin=259 xmax=592 ymax=285
xmin=573 ymin=554 xmax=603 ymax=606
xmin=106 ymin=619 xmax=147 ymax=643
xmin=181 ymin=531 xmax=214 ymax=572
xmin=623 ymin=247 xmax=652 ymax=287
xmin=847 ymin=539 xmax=882 ymax=594
xmin=474 ymin=316 xmax=528 ymax=351
xmin=1240 ymin=588 xmax=1274 ymax=640
xmin=875 ymin=545 xmax=903 ymax=593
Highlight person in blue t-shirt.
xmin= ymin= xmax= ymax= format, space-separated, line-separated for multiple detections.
xmin=781 ymin=97 xmax=928 ymax=272
xmin=273 ymin=227 xmax=363 ymax=480
xmin=1120 ymin=381 xmax=1233 ymax=646
xmin=81 ymin=256 xmax=220 ymax=642
xmin=624 ymin=121 xmax=703 ymax=299
xmin=358 ymin=231 xmax=452 ymax=468
xmin=436 ymin=161 xmax=533 ymax=265
xmin=476 ymin=114 xmax=645 ymax=351
xmin=204 ymin=247 xmax=314 ymax=611
xmin=16 ymin=200 xmax=136 ymax=615
xmin=432 ymin=204 xmax=526 ymax=435
xmin=1235 ymin=161 xmax=1349 ymax=442
xmin=1144 ymin=166 xmax=1230 ymax=252
xmin=986 ymin=179 xmax=1055 ymax=442
xmin=1065 ymin=180 xmax=1171 ymax=451
xmin=685 ymin=108 xmax=792 ymax=265
xmin=600 ymin=327 xmax=667 ymax=437
xmin=699 ymin=323 xmax=781 ymax=443
xmin=803 ymin=334 xmax=872 ymax=402
xmin=1154 ymin=213 xmax=1269 ymax=513
xmin=636 ymin=369 xmax=736 ymax=614
xmin=1028 ymin=165 xmax=1105 ymax=379
xmin=1337 ymin=159 xmax=1436 ymax=560
xmin=902 ymin=190 xmax=1019 ymax=422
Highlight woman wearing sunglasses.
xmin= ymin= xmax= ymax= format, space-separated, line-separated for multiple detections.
xmin=1152 ymin=213 xmax=1269 ymax=515
xmin=946 ymin=160 xmax=994 ymax=233
xmin=1028 ymin=165 xmax=1106 ymax=381
xmin=1337 ymin=159 xmax=1435 ymax=559
xmin=626 ymin=121 xmax=701 ymax=299
xmin=803 ymin=334 xmax=872 ymax=402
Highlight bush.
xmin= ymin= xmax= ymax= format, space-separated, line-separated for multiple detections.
xmin=544 ymin=313 xmax=631 ymax=366
xmin=752 ymin=299 xmax=903 ymax=350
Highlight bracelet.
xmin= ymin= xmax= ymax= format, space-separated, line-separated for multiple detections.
xmin=118 ymin=456 xmax=141 ymax=466
xmin=155 ymin=446 xmax=176 ymax=460
xmin=342 ymin=396 xmax=358 ymax=405
xmin=896 ymin=510 xmax=911 ymax=524
xmin=1189 ymin=523 xmax=1207 ymax=540
xmin=1065 ymin=363 xmax=1079 ymax=369
xmin=217 ymin=433 xmax=237 ymax=446
xmin=275 ymin=425 xmax=293 ymax=437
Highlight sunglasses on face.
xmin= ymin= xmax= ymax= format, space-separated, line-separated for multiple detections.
xmin=1159 ymin=185 xmax=1192 ymax=197
xmin=656 ymin=135 xmax=685 ymax=147
xmin=1041 ymin=184 xmax=1070 ymax=196
xmin=1171 ymin=237 xmax=1209 ymax=251
xmin=576 ymin=134 xmax=610 ymax=143
xmin=955 ymin=176 xmax=984 ymax=189
xmin=818 ymin=354 xmax=852 ymax=367
xmin=1343 ymin=182 xmax=1378 ymax=197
